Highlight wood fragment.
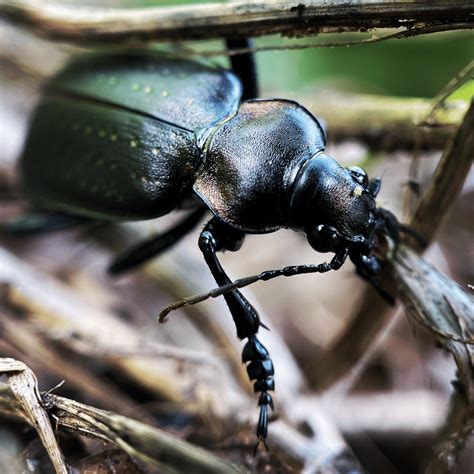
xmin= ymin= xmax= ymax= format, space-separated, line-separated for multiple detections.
xmin=0 ymin=0 xmax=472 ymax=44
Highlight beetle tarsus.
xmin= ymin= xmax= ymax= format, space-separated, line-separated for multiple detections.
xmin=243 ymin=335 xmax=274 ymax=448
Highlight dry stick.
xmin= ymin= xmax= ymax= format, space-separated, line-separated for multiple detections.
xmin=0 ymin=367 xmax=243 ymax=474
xmin=309 ymin=101 xmax=474 ymax=390
xmin=393 ymin=247 xmax=474 ymax=396
xmin=0 ymin=358 xmax=69 ymax=474
xmin=153 ymin=24 xmax=473 ymax=58
xmin=410 ymin=101 xmax=474 ymax=243
xmin=0 ymin=0 xmax=472 ymax=44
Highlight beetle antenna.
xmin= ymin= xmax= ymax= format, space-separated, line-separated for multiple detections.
xmin=158 ymin=248 xmax=349 ymax=321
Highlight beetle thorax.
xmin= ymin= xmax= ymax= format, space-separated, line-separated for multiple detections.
xmin=194 ymin=99 xmax=327 ymax=233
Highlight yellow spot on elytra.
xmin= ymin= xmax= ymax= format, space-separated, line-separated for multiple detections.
xmin=131 ymin=83 xmax=140 ymax=91
xmin=144 ymin=86 xmax=152 ymax=94
xmin=354 ymin=185 xmax=363 ymax=196
xmin=161 ymin=90 xmax=169 ymax=97
xmin=152 ymin=148 xmax=159 ymax=156
xmin=99 ymin=130 xmax=107 ymax=138
xmin=130 ymin=139 xmax=138 ymax=148
xmin=110 ymin=134 xmax=117 ymax=141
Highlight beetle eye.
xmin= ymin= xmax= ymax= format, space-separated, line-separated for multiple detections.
xmin=307 ymin=225 xmax=341 ymax=253
xmin=349 ymin=166 xmax=369 ymax=188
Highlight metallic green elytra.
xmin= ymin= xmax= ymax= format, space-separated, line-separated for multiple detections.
xmin=21 ymin=51 xmax=242 ymax=220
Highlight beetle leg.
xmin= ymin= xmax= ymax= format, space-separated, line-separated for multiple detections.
xmin=199 ymin=218 xmax=274 ymax=450
xmin=1 ymin=210 xmax=91 ymax=235
xmin=109 ymin=207 xmax=207 ymax=275
xmin=226 ymin=38 xmax=259 ymax=100
xmin=350 ymin=249 xmax=396 ymax=304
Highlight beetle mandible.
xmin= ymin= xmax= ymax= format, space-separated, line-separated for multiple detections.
xmin=19 ymin=41 xmax=415 ymax=450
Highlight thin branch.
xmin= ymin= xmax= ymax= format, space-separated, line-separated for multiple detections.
xmin=410 ymin=101 xmax=474 ymax=243
xmin=0 ymin=0 xmax=472 ymax=44
xmin=421 ymin=61 xmax=474 ymax=127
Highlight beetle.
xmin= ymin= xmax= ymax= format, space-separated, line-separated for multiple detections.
xmin=18 ymin=42 xmax=417 ymax=450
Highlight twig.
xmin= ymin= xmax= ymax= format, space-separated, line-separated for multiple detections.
xmin=0 ymin=358 xmax=69 ymax=474
xmin=0 ymin=365 xmax=244 ymax=474
xmin=410 ymin=101 xmax=474 ymax=243
xmin=422 ymin=61 xmax=474 ymax=127
xmin=393 ymin=246 xmax=474 ymax=398
xmin=0 ymin=0 xmax=472 ymax=44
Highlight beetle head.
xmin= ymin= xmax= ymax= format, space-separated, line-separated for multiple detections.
xmin=290 ymin=154 xmax=401 ymax=257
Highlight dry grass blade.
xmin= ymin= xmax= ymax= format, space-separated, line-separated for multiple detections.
xmin=0 ymin=0 xmax=472 ymax=44
xmin=0 ymin=358 xmax=69 ymax=474
xmin=0 ymin=360 xmax=244 ymax=474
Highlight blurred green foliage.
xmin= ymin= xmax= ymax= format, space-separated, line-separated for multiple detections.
xmin=257 ymin=33 xmax=473 ymax=99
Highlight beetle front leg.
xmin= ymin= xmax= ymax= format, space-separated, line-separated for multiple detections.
xmin=199 ymin=218 xmax=274 ymax=450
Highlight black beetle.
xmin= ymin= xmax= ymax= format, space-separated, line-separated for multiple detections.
xmin=18 ymin=42 xmax=415 ymax=450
